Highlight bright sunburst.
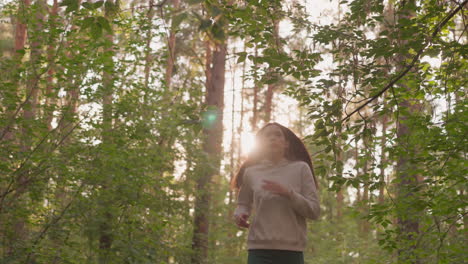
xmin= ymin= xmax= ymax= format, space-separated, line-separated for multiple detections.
xmin=240 ymin=131 xmax=256 ymax=156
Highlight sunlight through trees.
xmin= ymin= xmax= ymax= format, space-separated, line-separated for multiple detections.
xmin=0 ymin=0 xmax=466 ymax=263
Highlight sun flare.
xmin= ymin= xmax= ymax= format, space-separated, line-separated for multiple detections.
xmin=240 ymin=132 xmax=256 ymax=156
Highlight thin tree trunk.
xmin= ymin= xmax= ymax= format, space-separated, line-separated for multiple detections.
xmin=14 ymin=1 xmax=29 ymax=53
xmin=204 ymin=42 xmax=212 ymax=97
xmin=336 ymin=85 xmax=344 ymax=219
xmin=331 ymin=8 xmax=346 ymax=218
xmin=251 ymin=47 xmax=259 ymax=130
xmin=58 ymin=0 xmax=82 ymax=138
xmin=21 ymin=0 xmax=45 ymax=138
xmin=45 ymin=0 xmax=58 ymax=132
xmin=362 ymin=154 xmax=369 ymax=234
xmin=4 ymin=0 xmax=29 ymax=146
xmin=228 ymin=46 xmax=237 ymax=206
xmin=165 ymin=0 xmax=180 ymax=89
xmin=13 ymin=0 xmax=43 ymax=258
xmin=98 ymin=6 xmax=115 ymax=262
xmin=2 ymin=0 xmax=29 ymax=143
xmin=237 ymin=42 xmax=246 ymax=160
xmin=144 ymin=0 xmax=154 ymax=90
xmin=355 ymin=140 xmax=361 ymax=205
xmin=0 ymin=0 xmax=27 ymax=254
xmin=264 ymin=84 xmax=274 ymax=123
xmin=45 ymin=2 xmax=68 ymax=262
xmin=379 ymin=97 xmax=387 ymax=204
xmin=264 ymin=18 xmax=280 ymax=123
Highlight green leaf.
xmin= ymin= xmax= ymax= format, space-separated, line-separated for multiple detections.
xmin=97 ymin=16 xmax=112 ymax=33
xmin=104 ymin=0 xmax=119 ymax=17
xmin=94 ymin=1 xmax=104 ymax=9
xmin=199 ymin=19 xmax=212 ymax=31
xmin=236 ymin=52 xmax=247 ymax=63
xmin=172 ymin=12 xmax=188 ymax=30
xmin=90 ymin=23 xmax=103 ymax=39
xmin=188 ymin=0 xmax=204 ymax=5
xmin=82 ymin=2 xmax=93 ymax=9
xmin=81 ymin=17 xmax=95 ymax=30
xmin=292 ymin=71 xmax=301 ymax=79
xmin=60 ymin=0 xmax=79 ymax=13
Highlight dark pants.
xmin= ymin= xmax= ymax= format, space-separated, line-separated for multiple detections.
xmin=247 ymin=249 xmax=304 ymax=264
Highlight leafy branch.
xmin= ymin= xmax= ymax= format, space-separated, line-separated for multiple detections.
xmin=341 ymin=0 xmax=468 ymax=123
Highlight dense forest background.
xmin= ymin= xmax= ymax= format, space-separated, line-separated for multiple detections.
xmin=0 ymin=0 xmax=466 ymax=263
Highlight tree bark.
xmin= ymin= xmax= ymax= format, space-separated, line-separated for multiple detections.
xmin=21 ymin=0 xmax=45 ymax=141
xmin=58 ymin=0 xmax=82 ymax=139
xmin=191 ymin=40 xmax=226 ymax=264
xmin=98 ymin=5 xmax=116 ymax=262
xmin=264 ymin=18 xmax=280 ymax=123
xmin=354 ymin=140 xmax=361 ymax=205
xmin=164 ymin=0 xmax=180 ymax=89
xmin=144 ymin=0 xmax=155 ymax=91
xmin=1 ymin=0 xmax=30 ymax=143
xmin=362 ymin=146 xmax=370 ymax=235
xmin=379 ymin=97 xmax=387 ymax=204
xmin=251 ymin=47 xmax=259 ymax=130
xmin=45 ymin=0 xmax=59 ymax=132
xmin=228 ymin=46 xmax=237 ymax=206
xmin=12 ymin=0 xmax=43 ymax=258
xmin=237 ymin=42 xmax=246 ymax=159
xmin=395 ymin=2 xmax=421 ymax=262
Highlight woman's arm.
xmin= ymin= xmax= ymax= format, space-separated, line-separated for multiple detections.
xmin=287 ymin=164 xmax=321 ymax=220
xmin=234 ymin=171 xmax=253 ymax=228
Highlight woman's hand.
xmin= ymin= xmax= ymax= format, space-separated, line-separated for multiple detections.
xmin=235 ymin=213 xmax=250 ymax=228
xmin=262 ymin=179 xmax=291 ymax=198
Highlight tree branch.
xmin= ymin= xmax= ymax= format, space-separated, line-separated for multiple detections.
xmin=341 ymin=0 xmax=467 ymax=123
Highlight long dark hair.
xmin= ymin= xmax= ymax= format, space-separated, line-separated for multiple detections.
xmin=231 ymin=122 xmax=319 ymax=190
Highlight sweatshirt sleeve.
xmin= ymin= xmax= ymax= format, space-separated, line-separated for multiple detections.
xmin=234 ymin=170 xmax=253 ymax=218
xmin=287 ymin=163 xmax=320 ymax=220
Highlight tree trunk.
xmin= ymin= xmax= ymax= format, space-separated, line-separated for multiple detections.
xmin=12 ymin=0 xmax=42 ymax=258
xmin=335 ymin=50 xmax=345 ymax=219
xmin=264 ymin=18 xmax=280 ymax=123
xmin=395 ymin=110 xmax=420 ymax=263
xmin=1 ymin=0 xmax=30 ymax=143
xmin=395 ymin=2 xmax=421 ymax=262
xmin=45 ymin=0 xmax=59 ymax=132
xmin=264 ymin=84 xmax=274 ymax=123
xmin=0 ymin=0 xmax=27 ymax=253
xmin=251 ymin=47 xmax=259 ymax=130
xmin=58 ymin=0 xmax=82 ymax=138
xmin=14 ymin=0 xmax=29 ymax=53
xmin=21 ymin=0 xmax=45 ymax=140
xmin=237 ymin=42 xmax=246 ymax=159
xmin=165 ymin=0 xmax=180 ymax=89
xmin=98 ymin=6 xmax=115 ymax=263
xmin=361 ymin=158 xmax=369 ymax=235
xmin=354 ymin=140 xmax=361 ymax=205
xmin=144 ymin=0 xmax=155 ymax=91
xmin=395 ymin=101 xmax=421 ymax=263
xmin=379 ymin=97 xmax=387 ymax=204
xmin=228 ymin=46 xmax=237 ymax=206
xmin=191 ymin=40 xmax=226 ymax=264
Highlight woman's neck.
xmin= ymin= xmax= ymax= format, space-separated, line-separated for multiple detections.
xmin=266 ymin=153 xmax=287 ymax=164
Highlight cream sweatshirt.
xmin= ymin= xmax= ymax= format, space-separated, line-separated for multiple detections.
xmin=234 ymin=159 xmax=320 ymax=252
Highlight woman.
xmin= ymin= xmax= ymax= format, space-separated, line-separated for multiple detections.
xmin=232 ymin=122 xmax=320 ymax=264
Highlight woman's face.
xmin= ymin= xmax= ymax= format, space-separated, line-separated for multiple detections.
xmin=258 ymin=125 xmax=289 ymax=157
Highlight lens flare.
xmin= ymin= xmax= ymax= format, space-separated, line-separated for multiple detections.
xmin=240 ymin=132 xmax=256 ymax=156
